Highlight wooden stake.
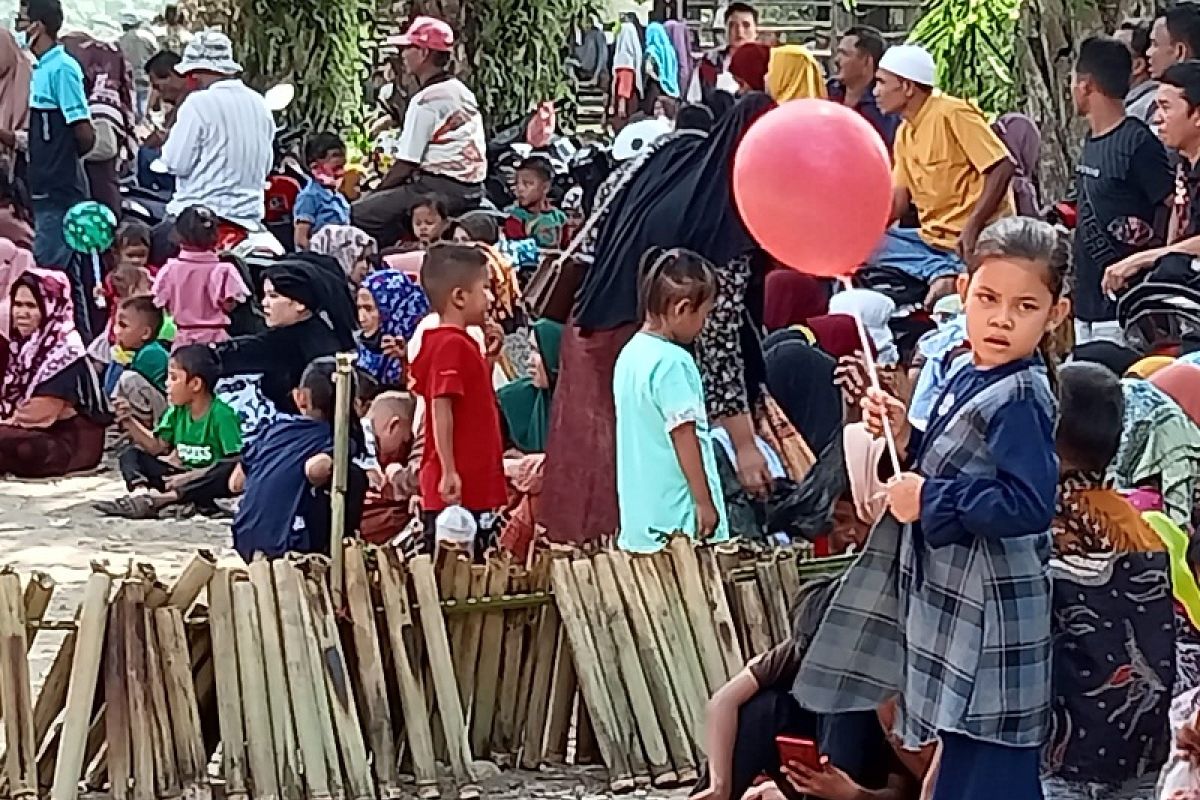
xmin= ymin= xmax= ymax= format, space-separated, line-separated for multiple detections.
xmin=232 ymin=580 xmax=280 ymax=800
xmin=376 ymin=550 xmax=438 ymax=800
xmin=142 ymin=610 xmax=181 ymax=800
xmin=409 ymin=554 xmax=478 ymax=796
xmin=22 ymin=571 xmax=54 ymax=651
xmin=653 ymin=554 xmax=711 ymax=720
xmin=0 ymin=571 xmax=37 ymax=800
xmin=154 ymin=608 xmax=210 ymax=800
xmin=541 ymin=633 xmax=576 ymax=765
xmin=733 ymin=580 xmax=772 ymax=657
xmin=695 ymin=547 xmax=744 ymax=678
xmin=207 ymin=571 xmax=248 ymax=800
xmin=490 ymin=566 xmax=525 ymax=764
xmin=548 ymin=559 xmax=632 ymax=790
xmin=668 ymin=538 xmax=729 ymax=692
xmin=270 ymin=561 xmax=333 ymax=800
xmin=329 ymin=350 xmax=356 ymax=608
xmin=247 ymin=560 xmax=301 ymax=800
xmin=454 ymin=565 xmax=487 ymax=717
xmin=518 ymin=602 xmax=559 ymax=769
xmin=469 ymin=560 xmax=509 ymax=757
xmin=755 ymin=560 xmax=790 ymax=646
xmin=120 ymin=583 xmax=155 ymax=800
xmin=591 ymin=554 xmax=675 ymax=785
xmin=343 ymin=542 xmax=400 ymax=799
xmin=775 ymin=549 xmax=802 ymax=610
xmin=105 ymin=586 xmax=131 ymax=800
xmin=165 ymin=551 xmax=218 ymax=613
xmin=302 ymin=571 xmax=374 ymax=800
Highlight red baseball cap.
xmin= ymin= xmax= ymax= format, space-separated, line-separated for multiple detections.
xmin=389 ymin=16 xmax=454 ymax=51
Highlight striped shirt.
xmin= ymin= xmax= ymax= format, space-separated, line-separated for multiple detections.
xmin=162 ymin=79 xmax=275 ymax=229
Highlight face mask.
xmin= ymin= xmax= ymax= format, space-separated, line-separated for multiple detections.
xmin=313 ymin=167 xmax=344 ymax=188
xmin=13 ymin=30 xmax=27 ymax=49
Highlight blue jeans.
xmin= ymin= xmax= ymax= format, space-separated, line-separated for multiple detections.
xmin=137 ymin=146 xmax=175 ymax=193
xmin=33 ymin=199 xmax=91 ymax=339
xmin=870 ymin=227 xmax=964 ymax=282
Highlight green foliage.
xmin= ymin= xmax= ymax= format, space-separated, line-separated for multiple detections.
xmin=908 ymin=0 xmax=1021 ymax=115
xmin=229 ymin=0 xmax=366 ymax=135
xmin=469 ymin=0 xmax=604 ymax=132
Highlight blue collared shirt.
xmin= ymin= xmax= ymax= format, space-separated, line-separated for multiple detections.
xmin=827 ymin=78 xmax=900 ymax=153
xmin=294 ymin=178 xmax=350 ymax=236
xmin=28 ymin=44 xmax=89 ymax=204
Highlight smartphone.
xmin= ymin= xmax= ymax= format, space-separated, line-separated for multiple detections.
xmin=775 ymin=735 xmax=822 ymax=770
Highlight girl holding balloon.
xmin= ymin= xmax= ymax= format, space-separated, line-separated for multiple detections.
xmin=795 ymin=216 xmax=1070 ymax=800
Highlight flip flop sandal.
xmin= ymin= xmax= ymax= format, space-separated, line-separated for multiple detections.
xmin=93 ymin=494 xmax=159 ymax=520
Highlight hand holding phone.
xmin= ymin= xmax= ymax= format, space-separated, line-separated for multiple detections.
xmin=775 ymin=735 xmax=821 ymax=770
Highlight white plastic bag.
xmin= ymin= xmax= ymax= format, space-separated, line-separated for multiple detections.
xmin=435 ymin=506 xmax=477 ymax=556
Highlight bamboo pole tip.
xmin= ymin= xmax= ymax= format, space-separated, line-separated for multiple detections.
xmin=334 ymin=351 xmax=357 ymax=370
xmin=458 ymin=786 xmax=482 ymax=800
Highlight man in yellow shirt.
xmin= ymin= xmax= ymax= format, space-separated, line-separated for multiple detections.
xmin=870 ymin=45 xmax=1015 ymax=299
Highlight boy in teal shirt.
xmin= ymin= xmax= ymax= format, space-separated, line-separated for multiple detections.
xmin=99 ymin=345 xmax=243 ymax=519
xmin=110 ymin=295 xmax=171 ymax=430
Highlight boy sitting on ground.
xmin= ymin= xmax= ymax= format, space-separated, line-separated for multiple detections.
xmin=230 ymin=356 xmax=367 ymax=560
xmin=98 ymin=345 xmax=243 ymax=519
xmin=361 ymin=391 xmax=417 ymax=543
xmin=294 ymin=132 xmax=351 ymax=249
xmin=410 ymin=243 xmax=506 ymax=558
xmin=502 ymin=157 xmax=567 ymax=248
xmin=110 ymin=296 xmax=171 ymax=429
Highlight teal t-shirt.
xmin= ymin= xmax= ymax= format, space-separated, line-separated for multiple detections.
xmin=154 ymin=398 xmax=244 ymax=469
xmin=613 ymin=332 xmax=729 ymax=553
xmin=130 ymin=340 xmax=170 ymax=391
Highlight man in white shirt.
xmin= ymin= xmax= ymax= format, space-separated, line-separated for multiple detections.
xmin=118 ymin=13 xmax=159 ymax=119
xmin=160 ymin=31 xmax=274 ymax=237
xmin=352 ymin=16 xmax=487 ymax=245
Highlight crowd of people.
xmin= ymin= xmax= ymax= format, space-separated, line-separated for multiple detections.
xmin=6 ymin=0 xmax=1200 ymax=798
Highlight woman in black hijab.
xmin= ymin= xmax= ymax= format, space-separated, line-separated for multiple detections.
xmin=213 ymin=253 xmax=358 ymax=427
xmin=763 ymin=328 xmax=844 ymax=456
xmin=541 ymin=91 xmax=777 ymax=547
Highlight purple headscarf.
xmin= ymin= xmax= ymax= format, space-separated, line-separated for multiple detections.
xmin=992 ymin=112 xmax=1041 ymax=217
xmin=665 ymin=20 xmax=695 ymax=100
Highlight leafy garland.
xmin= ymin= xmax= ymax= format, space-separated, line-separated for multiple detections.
xmin=908 ymin=0 xmax=1021 ymax=115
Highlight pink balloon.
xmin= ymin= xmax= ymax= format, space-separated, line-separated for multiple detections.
xmin=733 ymin=99 xmax=892 ymax=278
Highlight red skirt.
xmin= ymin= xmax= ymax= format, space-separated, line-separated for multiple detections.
xmin=540 ymin=322 xmax=638 ymax=546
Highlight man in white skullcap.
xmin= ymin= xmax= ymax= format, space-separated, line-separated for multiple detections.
xmin=869 ymin=44 xmax=1016 ymax=304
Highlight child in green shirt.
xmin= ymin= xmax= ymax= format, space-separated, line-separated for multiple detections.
xmin=110 ymin=295 xmax=171 ymax=429
xmin=98 ymin=345 xmax=244 ymax=519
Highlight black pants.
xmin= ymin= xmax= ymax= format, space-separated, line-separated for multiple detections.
xmin=118 ymin=449 xmax=240 ymax=506
xmin=690 ymin=689 xmax=888 ymax=800
xmin=351 ymin=173 xmax=485 ymax=247
xmin=420 ymin=509 xmax=499 ymax=564
xmin=303 ymin=465 xmax=369 ymax=556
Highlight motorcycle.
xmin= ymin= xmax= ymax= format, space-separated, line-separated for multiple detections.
xmin=1118 ymin=280 xmax=1200 ymax=354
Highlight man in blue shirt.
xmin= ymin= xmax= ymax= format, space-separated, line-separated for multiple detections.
xmin=827 ymin=26 xmax=900 ymax=152
xmin=13 ymin=0 xmax=95 ymax=333
xmin=293 ymin=132 xmax=350 ymax=250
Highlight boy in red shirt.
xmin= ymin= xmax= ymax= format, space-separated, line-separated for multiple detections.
xmin=409 ymin=242 xmax=507 ymax=557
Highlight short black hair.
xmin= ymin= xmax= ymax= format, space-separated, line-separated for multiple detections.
xmin=1076 ymin=36 xmax=1133 ymax=99
xmin=173 ymin=205 xmax=219 ymax=250
xmin=675 ymin=103 xmax=715 ymax=132
xmin=1161 ymin=60 xmax=1200 ymax=111
xmin=145 ymin=50 xmax=181 ymax=78
xmin=305 ymin=132 xmax=346 ymax=166
xmin=116 ymin=219 xmax=152 ymax=250
xmin=1119 ymin=18 xmax=1152 ymax=60
xmin=120 ymin=294 xmax=164 ymax=335
xmin=845 ymin=25 xmax=887 ymax=66
xmin=300 ymin=357 xmax=338 ymax=419
xmin=411 ymin=195 xmax=448 ymax=220
xmin=725 ymin=2 xmax=758 ymax=22
xmin=420 ymin=242 xmax=489 ymax=311
xmin=639 ymin=246 xmax=718 ymax=318
xmin=27 ymin=0 xmax=63 ymax=37
xmin=1164 ymin=5 xmax=1200 ymax=60
xmin=170 ymin=345 xmax=220 ymax=394
xmin=354 ymin=367 xmax=382 ymax=406
xmin=1056 ymin=362 xmax=1125 ymax=472
xmin=516 ymin=157 xmax=553 ymax=184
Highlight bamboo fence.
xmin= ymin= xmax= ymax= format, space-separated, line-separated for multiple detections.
xmin=0 ymin=540 xmax=851 ymax=799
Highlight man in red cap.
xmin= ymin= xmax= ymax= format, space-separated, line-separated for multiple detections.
xmin=352 ymin=16 xmax=486 ymax=245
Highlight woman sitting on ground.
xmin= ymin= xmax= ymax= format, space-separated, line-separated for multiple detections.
xmin=0 ymin=269 xmax=108 ymax=477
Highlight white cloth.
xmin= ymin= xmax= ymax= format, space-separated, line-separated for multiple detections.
xmin=829 ymin=288 xmax=899 ymax=365
xmin=685 ymin=48 xmax=734 ymax=103
xmin=162 ymin=79 xmax=275 ymax=230
xmin=395 ymin=78 xmax=486 ymax=185
xmin=612 ymin=22 xmax=644 ymax=94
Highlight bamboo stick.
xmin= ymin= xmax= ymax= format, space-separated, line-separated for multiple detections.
xmin=608 ymin=551 xmax=695 ymax=781
xmin=0 ymin=571 xmax=36 ymax=800
xmin=455 ymin=565 xmax=488 ymax=716
xmin=270 ymin=561 xmax=333 ymax=800
xmin=409 ymin=554 xmax=478 ymax=796
xmin=302 ymin=570 xmax=374 ymax=800
xmin=164 ymin=551 xmax=218 ymax=613
xmin=154 ymin=608 xmax=210 ymax=800
xmin=143 ymin=610 xmax=181 ymax=800
xmin=541 ymin=633 xmax=576 ymax=765
xmin=548 ymin=559 xmax=633 ymax=790
xmin=105 ymin=586 xmax=131 ymax=800
xmin=653 ymin=554 xmax=711 ymax=720
xmin=668 ymin=538 xmax=730 ymax=692
xmin=733 ymin=580 xmax=773 ymax=657
xmin=330 ymin=350 xmax=356 ymax=608
xmin=756 ymin=560 xmax=791 ymax=646
xmin=232 ymin=580 xmax=280 ymax=800
xmin=592 ymin=553 xmax=675 ymax=785
xmin=469 ymin=560 xmax=509 ymax=757
xmin=22 ymin=571 xmax=54 ymax=651
xmin=695 ymin=547 xmax=745 ymax=678
xmin=573 ymin=697 xmax=598 ymax=765
xmin=31 ymin=631 xmax=77 ymax=758
xmin=631 ymin=555 xmax=705 ymax=749
xmin=490 ymin=566 xmax=525 ymax=764
xmin=343 ymin=542 xmax=400 ymax=799
xmin=376 ymin=549 xmax=438 ymax=800
xmin=446 ymin=551 xmax=473 ymax=709
xmin=247 ymin=560 xmax=301 ymax=800
xmin=570 ymin=558 xmax=648 ymax=782
xmin=518 ymin=601 xmax=559 ymax=769
xmin=207 ymin=571 xmax=249 ymax=800
xmin=120 ymin=583 xmax=155 ymax=800
xmin=775 ymin=549 xmax=802 ymax=610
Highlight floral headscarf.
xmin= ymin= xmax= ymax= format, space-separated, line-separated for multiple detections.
xmin=357 ymin=269 xmax=430 ymax=387
xmin=310 ymin=225 xmax=377 ymax=280
xmin=2 ymin=269 xmax=87 ymax=417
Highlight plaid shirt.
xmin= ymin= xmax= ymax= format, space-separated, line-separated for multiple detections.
xmin=796 ymin=364 xmax=1055 ymax=748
